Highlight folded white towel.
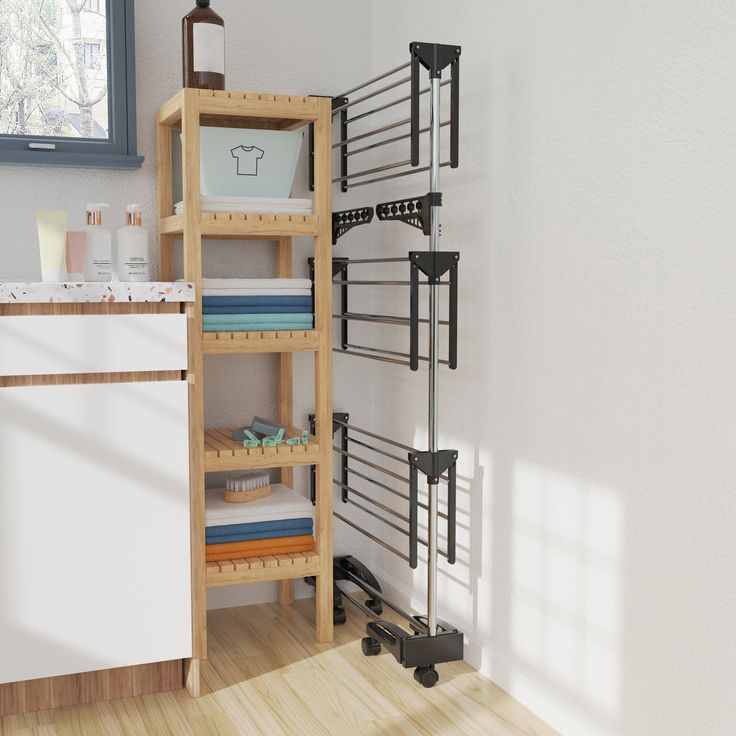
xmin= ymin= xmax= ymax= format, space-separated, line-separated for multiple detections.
xmin=200 ymin=278 xmax=312 ymax=290
xmin=174 ymin=195 xmax=312 ymax=215
xmin=205 ymin=484 xmax=314 ymax=527
xmin=202 ymin=289 xmax=312 ymax=297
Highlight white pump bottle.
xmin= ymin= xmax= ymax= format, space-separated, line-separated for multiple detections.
xmin=117 ymin=205 xmax=151 ymax=282
xmin=83 ymin=203 xmax=112 ymax=282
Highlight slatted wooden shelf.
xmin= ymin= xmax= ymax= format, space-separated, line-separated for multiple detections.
xmin=160 ymin=212 xmax=320 ymax=240
xmin=158 ymin=89 xmax=322 ymax=130
xmin=206 ymin=550 xmax=321 ymax=588
xmin=204 ymin=426 xmax=320 ymax=472
xmin=202 ymin=330 xmax=319 ymax=355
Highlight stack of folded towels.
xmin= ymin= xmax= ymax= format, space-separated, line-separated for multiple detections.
xmin=202 ymin=278 xmax=313 ymax=333
xmin=205 ymin=484 xmax=315 ymax=562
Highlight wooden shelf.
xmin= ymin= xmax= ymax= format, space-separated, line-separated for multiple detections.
xmin=202 ymin=330 xmax=319 ymax=355
xmin=160 ymin=212 xmax=319 ymax=239
xmin=204 ymin=427 xmax=320 ymax=472
xmin=206 ymin=550 xmax=320 ymax=588
xmin=158 ymin=89 xmax=322 ymax=130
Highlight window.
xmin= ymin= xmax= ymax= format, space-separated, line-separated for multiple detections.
xmin=0 ymin=0 xmax=143 ymax=169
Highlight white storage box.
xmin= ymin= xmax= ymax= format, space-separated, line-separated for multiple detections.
xmin=193 ymin=126 xmax=305 ymax=198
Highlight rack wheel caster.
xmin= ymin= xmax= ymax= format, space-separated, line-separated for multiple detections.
xmin=334 ymin=607 xmax=347 ymax=625
xmin=365 ymin=598 xmax=383 ymax=615
xmin=361 ymin=637 xmax=381 ymax=656
xmin=414 ymin=666 xmax=439 ymax=688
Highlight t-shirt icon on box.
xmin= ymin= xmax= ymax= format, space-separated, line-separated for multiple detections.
xmin=231 ymin=145 xmax=265 ymax=176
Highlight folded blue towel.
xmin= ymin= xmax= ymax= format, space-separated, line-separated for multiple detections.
xmin=203 ymin=305 xmax=313 ymax=315
xmin=206 ymin=518 xmax=314 ymax=536
xmin=205 ymin=526 xmax=314 ymax=544
xmin=203 ymin=322 xmax=314 ymax=332
xmin=202 ymin=296 xmax=313 ymax=307
xmin=203 ymin=313 xmax=313 ymax=324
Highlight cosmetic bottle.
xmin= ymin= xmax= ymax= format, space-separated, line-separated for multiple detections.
xmin=83 ymin=204 xmax=112 ymax=282
xmin=117 ymin=205 xmax=151 ymax=282
xmin=36 ymin=210 xmax=68 ymax=282
xmin=183 ymin=0 xmax=225 ymax=90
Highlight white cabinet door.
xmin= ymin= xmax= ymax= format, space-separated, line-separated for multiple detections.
xmin=0 ymin=381 xmax=192 ymax=685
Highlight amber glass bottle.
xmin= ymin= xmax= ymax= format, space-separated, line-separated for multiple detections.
xmin=182 ymin=0 xmax=225 ymax=90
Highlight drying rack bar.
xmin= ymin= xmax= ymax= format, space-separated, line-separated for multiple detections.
xmin=332 ymin=75 xmax=412 ymax=115
xmin=335 ymin=61 xmax=411 ymax=100
xmin=335 ymin=512 xmax=410 ymax=563
xmin=338 ymin=343 xmax=451 ymax=367
xmin=350 ymin=162 xmax=452 ymax=189
xmin=346 ymin=466 xmax=450 ymax=522
xmin=334 ymin=480 xmax=409 ymax=523
xmin=345 ymin=121 xmax=451 ymax=159
xmin=348 ymin=434 xmax=409 ymax=467
xmin=345 ymin=79 xmax=451 ymax=125
xmin=332 ymin=280 xmax=450 ymax=286
xmin=339 ymin=257 xmax=409 ymax=265
xmin=334 ymin=418 xmax=416 ymax=453
xmin=333 ymin=311 xmax=450 ymax=327
xmin=340 ymin=492 xmax=450 ymax=561
xmin=333 ymin=445 xmax=409 ymax=485
xmin=333 ymin=117 xmax=410 ymax=150
xmin=333 ymin=159 xmax=411 ymax=185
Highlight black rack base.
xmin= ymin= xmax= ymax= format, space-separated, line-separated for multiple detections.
xmin=329 ymin=555 xmax=464 ymax=688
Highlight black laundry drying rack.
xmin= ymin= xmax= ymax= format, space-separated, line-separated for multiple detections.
xmin=308 ymin=41 xmax=463 ymax=689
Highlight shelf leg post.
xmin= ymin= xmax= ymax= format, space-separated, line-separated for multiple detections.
xmin=182 ymin=88 xmax=207 ymax=665
xmin=277 ymin=236 xmax=294 ymax=489
xmin=278 ymin=580 xmax=295 ymax=606
xmin=183 ymin=657 xmax=200 ymax=698
xmin=313 ymin=97 xmax=334 ymax=643
xmin=157 ymin=121 xmax=175 ymax=281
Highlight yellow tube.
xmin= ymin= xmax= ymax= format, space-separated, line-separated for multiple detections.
xmin=36 ymin=210 xmax=68 ymax=282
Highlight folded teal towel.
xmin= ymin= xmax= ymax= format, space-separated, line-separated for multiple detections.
xmin=203 ymin=322 xmax=313 ymax=332
xmin=202 ymin=312 xmax=313 ymax=324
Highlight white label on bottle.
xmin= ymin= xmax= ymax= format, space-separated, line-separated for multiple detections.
xmin=193 ymin=23 xmax=225 ymax=74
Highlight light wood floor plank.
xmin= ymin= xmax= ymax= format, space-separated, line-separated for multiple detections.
xmin=1 ymin=600 xmax=560 ymax=736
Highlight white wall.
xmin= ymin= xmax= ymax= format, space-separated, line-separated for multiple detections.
xmin=337 ymin=2 xmax=735 ymax=735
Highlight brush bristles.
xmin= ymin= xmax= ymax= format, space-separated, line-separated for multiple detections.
xmin=225 ymin=472 xmax=271 ymax=492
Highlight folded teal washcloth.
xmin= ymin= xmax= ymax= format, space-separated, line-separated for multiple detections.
xmin=202 ymin=312 xmax=313 ymax=324
xmin=203 ymin=322 xmax=313 ymax=332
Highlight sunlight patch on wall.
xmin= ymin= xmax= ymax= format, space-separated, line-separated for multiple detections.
xmin=511 ymin=461 xmax=624 ymax=717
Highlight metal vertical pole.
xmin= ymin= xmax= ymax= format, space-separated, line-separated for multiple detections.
xmin=427 ymin=75 xmax=441 ymax=637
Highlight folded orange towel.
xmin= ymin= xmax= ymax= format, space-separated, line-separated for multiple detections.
xmin=205 ymin=535 xmax=314 ymax=562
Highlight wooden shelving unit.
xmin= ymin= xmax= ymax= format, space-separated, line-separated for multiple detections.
xmin=156 ymin=89 xmax=333 ymax=698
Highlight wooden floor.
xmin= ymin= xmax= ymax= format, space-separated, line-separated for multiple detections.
xmin=0 ymin=599 xmax=560 ymax=736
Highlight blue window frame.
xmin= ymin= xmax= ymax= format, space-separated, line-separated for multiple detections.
xmin=0 ymin=0 xmax=143 ymax=169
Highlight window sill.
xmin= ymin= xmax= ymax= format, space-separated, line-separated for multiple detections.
xmin=0 ymin=150 xmax=145 ymax=170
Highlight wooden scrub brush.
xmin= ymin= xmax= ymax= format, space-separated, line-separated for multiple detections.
xmin=223 ymin=471 xmax=271 ymax=503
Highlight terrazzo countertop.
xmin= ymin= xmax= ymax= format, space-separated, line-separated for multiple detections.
xmin=0 ymin=282 xmax=195 ymax=304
